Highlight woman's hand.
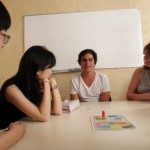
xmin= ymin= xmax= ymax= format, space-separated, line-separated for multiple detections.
xmin=39 ymin=78 xmax=50 ymax=92
xmin=49 ymin=78 xmax=58 ymax=90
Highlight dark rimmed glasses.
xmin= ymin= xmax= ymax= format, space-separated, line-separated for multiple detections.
xmin=0 ymin=32 xmax=11 ymax=44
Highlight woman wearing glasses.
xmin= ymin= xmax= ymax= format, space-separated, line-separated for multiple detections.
xmin=0 ymin=32 xmax=10 ymax=46
xmin=0 ymin=1 xmax=26 ymax=150
xmin=0 ymin=3 xmax=11 ymax=47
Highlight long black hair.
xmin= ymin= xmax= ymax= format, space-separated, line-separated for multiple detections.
xmin=0 ymin=1 xmax=11 ymax=31
xmin=0 ymin=45 xmax=56 ymax=105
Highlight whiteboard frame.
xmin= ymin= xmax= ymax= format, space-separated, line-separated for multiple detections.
xmin=24 ymin=9 xmax=143 ymax=72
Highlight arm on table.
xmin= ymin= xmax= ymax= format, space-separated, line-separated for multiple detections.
xmin=5 ymin=80 xmax=51 ymax=122
xmin=50 ymin=78 xmax=62 ymax=115
xmin=0 ymin=123 xmax=26 ymax=150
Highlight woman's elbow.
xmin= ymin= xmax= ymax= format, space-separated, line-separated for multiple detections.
xmin=36 ymin=116 xmax=50 ymax=122
xmin=51 ymin=109 xmax=62 ymax=116
xmin=126 ymin=93 xmax=134 ymax=101
xmin=55 ymin=112 xmax=62 ymax=116
xmin=54 ymin=109 xmax=62 ymax=115
xmin=126 ymin=94 xmax=129 ymax=100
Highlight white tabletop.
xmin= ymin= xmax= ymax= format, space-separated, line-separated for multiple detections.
xmin=9 ymin=101 xmax=150 ymax=150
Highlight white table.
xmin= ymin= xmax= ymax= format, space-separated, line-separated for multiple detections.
xmin=9 ymin=101 xmax=150 ymax=150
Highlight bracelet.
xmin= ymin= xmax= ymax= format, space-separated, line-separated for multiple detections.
xmin=51 ymin=84 xmax=59 ymax=90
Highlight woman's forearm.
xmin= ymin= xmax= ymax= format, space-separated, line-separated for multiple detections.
xmin=50 ymin=78 xmax=62 ymax=115
xmin=0 ymin=123 xmax=26 ymax=150
xmin=127 ymin=92 xmax=150 ymax=101
xmin=39 ymin=80 xmax=51 ymax=121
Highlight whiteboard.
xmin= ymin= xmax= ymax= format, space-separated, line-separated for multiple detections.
xmin=24 ymin=9 xmax=143 ymax=72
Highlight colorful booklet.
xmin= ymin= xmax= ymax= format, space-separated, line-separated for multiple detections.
xmin=90 ymin=114 xmax=135 ymax=131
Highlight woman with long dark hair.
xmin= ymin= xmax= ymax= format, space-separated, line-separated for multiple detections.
xmin=0 ymin=45 xmax=62 ymax=130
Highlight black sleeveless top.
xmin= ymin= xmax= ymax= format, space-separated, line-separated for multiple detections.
xmin=0 ymin=97 xmax=26 ymax=129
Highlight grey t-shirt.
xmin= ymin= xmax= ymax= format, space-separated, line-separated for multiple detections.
xmin=136 ymin=68 xmax=150 ymax=93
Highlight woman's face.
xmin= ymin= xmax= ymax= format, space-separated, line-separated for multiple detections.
xmin=80 ymin=53 xmax=95 ymax=73
xmin=0 ymin=30 xmax=10 ymax=48
xmin=0 ymin=30 xmax=5 ymax=48
xmin=143 ymin=49 xmax=150 ymax=68
xmin=36 ymin=67 xmax=52 ymax=81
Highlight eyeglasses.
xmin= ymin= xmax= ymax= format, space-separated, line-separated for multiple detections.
xmin=0 ymin=32 xmax=11 ymax=44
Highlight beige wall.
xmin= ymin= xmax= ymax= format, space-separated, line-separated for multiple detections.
xmin=0 ymin=0 xmax=150 ymax=101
